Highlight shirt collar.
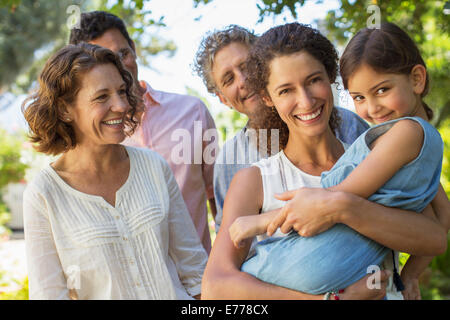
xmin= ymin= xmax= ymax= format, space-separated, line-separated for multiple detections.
xmin=140 ymin=80 xmax=161 ymax=107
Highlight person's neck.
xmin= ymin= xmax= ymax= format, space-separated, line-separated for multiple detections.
xmin=411 ymin=101 xmax=429 ymax=121
xmin=53 ymin=143 xmax=128 ymax=175
xmin=283 ymin=128 xmax=343 ymax=170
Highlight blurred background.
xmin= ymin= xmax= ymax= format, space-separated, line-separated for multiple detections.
xmin=0 ymin=0 xmax=449 ymax=300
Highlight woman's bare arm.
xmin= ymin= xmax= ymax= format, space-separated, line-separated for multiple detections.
xmin=202 ymin=167 xmax=389 ymax=299
xmin=202 ymin=167 xmax=321 ymax=299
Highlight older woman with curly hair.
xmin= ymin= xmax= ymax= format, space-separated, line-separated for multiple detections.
xmin=22 ymin=43 xmax=207 ymax=300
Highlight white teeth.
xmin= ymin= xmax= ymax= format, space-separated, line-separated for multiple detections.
xmin=103 ymin=119 xmax=123 ymax=125
xmin=295 ymin=107 xmax=322 ymax=121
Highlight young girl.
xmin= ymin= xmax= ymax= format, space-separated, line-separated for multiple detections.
xmin=229 ymin=22 xmax=447 ymax=298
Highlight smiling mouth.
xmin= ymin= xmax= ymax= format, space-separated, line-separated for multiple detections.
xmin=294 ymin=105 xmax=324 ymax=121
xmin=102 ymin=118 xmax=123 ymax=126
xmin=372 ymin=112 xmax=393 ymax=123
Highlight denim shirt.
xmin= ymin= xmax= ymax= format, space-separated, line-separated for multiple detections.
xmin=213 ymin=106 xmax=370 ymax=231
xmin=321 ymin=116 xmax=443 ymax=212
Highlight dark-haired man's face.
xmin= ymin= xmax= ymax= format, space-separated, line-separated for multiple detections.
xmin=89 ymin=28 xmax=139 ymax=87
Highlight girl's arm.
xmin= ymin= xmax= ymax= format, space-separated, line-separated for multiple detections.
xmin=202 ymin=167 xmax=389 ymax=299
xmin=269 ymin=120 xmax=447 ymax=255
xmin=327 ymin=119 xmax=424 ymax=198
xmin=229 ymin=209 xmax=280 ymax=248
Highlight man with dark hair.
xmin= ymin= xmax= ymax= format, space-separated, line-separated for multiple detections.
xmin=70 ymin=11 xmax=217 ymax=254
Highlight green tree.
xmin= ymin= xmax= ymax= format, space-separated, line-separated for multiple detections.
xmin=0 ymin=128 xmax=28 ymax=236
xmin=0 ymin=0 xmax=175 ymax=97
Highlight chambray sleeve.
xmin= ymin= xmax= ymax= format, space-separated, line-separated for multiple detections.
xmin=335 ymin=107 xmax=370 ymax=144
xmin=23 ymin=185 xmax=70 ymax=300
xmin=161 ymin=157 xmax=208 ymax=297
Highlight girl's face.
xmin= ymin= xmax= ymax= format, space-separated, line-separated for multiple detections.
xmin=347 ymin=63 xmax=426 ymax=124
xmin=67 ymin=63 xmax=131 ymax=147
xmin=264 ymin=51 xmax=334 ymax=138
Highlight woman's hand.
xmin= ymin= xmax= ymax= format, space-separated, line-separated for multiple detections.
xmin=267 ymin=188 xmax=341 ymax=237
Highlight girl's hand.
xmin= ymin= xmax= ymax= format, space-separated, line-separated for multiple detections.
xmin=229 ymin=215 xmax=264 ymax=248
xmin=401 ymin=276 xmax=421 ymax=300
xmin=267 ymin=188 xmax=340 ymax=237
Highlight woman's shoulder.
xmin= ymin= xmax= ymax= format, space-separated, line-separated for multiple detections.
xmin=252 ymin=151 xmax=283 ymax=168
xmin=230 ymin=166 xmax=262 ymax=188
xmin=23 ymin=165 xmax=58 ymax=205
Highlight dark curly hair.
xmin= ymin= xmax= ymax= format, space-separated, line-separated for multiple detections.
xmin=340 ymin=22 xmax=433 ymax=120
xmin=69 ymin=11 xmax=134 ymax=50
xmin=22 ymin=43 xmax=142 ymax=155
xmin=245 ymin=23 xmax=341 ymax=149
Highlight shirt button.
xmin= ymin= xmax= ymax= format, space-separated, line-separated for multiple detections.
xmin=136 ymin=282 xmax=141 ymax=287
xmin=115 ymin=216 xmax=120 ymax=220
xmin=122 ymin=236 xmax=128 ymax=241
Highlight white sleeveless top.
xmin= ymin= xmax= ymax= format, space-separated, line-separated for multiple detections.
xmin=251 ymin=144 xmax=403 ymax=299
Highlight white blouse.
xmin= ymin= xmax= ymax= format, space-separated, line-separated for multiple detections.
xmin=23 ymin=146 xmax=208 ymax=300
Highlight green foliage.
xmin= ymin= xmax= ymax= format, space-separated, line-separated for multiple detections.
xmin=0 ymin=274 xmax=28 ymax=300
xmin=0 ymin=0 xmax=76 ymax=94
xmin=0 ymin=129 xmax=28 ymax=190
xmin=439 ymin=119 xmax=450 ymax=198
xmin=96 ymin=0 xmax=177 ymax=67
xmin=0 ymin=128 xmax=27 ymax=236
xmin=0 ymin=0 xmax=176 ymax=96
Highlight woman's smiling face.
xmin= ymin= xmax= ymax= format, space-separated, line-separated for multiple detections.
xmin=67 ymin=63 xmax=131 ymax=147
xmin=264 ymin=50 xmax=334 ymax=138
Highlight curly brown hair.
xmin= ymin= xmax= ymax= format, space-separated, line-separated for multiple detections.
xmin=245 ymin=23 xmax=341 ymax=149
xmin=193 ymin=25 xmax=257 ymax=94
xmin=22 ymin=43 xmax=142 ymax=155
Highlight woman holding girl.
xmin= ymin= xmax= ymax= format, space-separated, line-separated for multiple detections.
xmin=202 ymin=22 xmax=447 ymax=300
xmin=262 ymin=22 xmax=450 ymax=300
